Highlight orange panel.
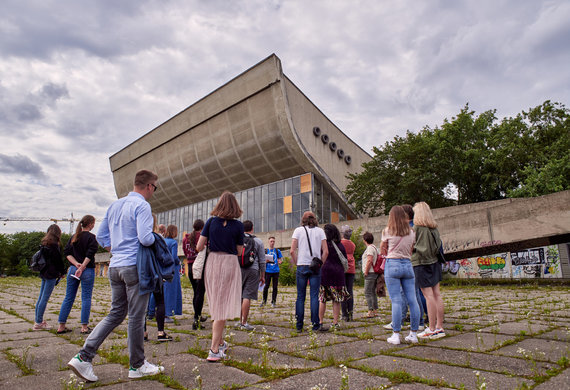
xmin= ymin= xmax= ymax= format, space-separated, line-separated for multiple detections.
xmin=300 ymin=174 xmax=312 ymax=193
xmin=331 ymin=212 xmax=339 ymax=223
xmin=283 ymin=196 xmax=292 ymax=214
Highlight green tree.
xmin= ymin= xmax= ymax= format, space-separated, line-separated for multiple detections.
xmin=345 ymin=101 xmax=570 ymax=216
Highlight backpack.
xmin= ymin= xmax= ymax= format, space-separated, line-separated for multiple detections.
xmin=183 ymin=233 xmax=198 ymax=262
xmin=239 ymin=233 xmax=257 ymax=268
xmin=29 ymin=246 xmax=47 ymax=272
xmin=371 ymin=245 xmax=385 ymax=274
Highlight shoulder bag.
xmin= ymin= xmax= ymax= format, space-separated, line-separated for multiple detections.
xmin=304 ymin=226 xmax=322 ymax=274
xmin=332 ymin=241 xmax=348 ymax=272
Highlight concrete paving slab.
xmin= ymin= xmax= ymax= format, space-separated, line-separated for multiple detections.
xmin=226 ymin=345 xmax=320 ymax=369
xmin=266 ymin=366 xmax=390 ymax=390
xmin=354 ymin=354 xmax=532 ymax=389
xmin=426 ymin=332 xmax=514 ymax=352
xmin=534 ymin=367 xmax=570 ymax=390
xmin=536 ymin=328 xmax=570 ymax=342
xmin=493 ymin=338 xmax=570 ymax=363
xmin=159 ymin=352 xmax=263 ymax=390
xmin=392 ymin=345 xmax=553 ymax=377
xmin=478 ymin=320 xmax=552 ymax=336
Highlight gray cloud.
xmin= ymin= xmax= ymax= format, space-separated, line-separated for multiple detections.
xmin=0 ymin=0 xmax=568 ymax=233
xmin=0 ymin=153 xmax=46 ymax=178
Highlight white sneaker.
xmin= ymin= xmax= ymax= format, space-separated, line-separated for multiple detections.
xmin=207 ymin=349 xmax=226 ymax=362
xmin=219 ymin=341 xmax=229 ymax=353
xmin=418 ymin=328 xmax=437 ymax=339
xmin=128 ymin=360 xmax=164 ymax=378
xmin=405 ymin=332 xmax=418 ymax=343
xmin=68 ymin=354 xmax=98 ymax=382
xmin=430 ymin=328 xmax=446 ymax=340
xmin=418 ymin=325 xmax=425 ymax=331
xmin=241 ymin=323 xmax=255 ymax=331
xmin=383 ymin=322 xmax=393 ymax=330
xmin=387 ymin=333 xmax=401 ymax=345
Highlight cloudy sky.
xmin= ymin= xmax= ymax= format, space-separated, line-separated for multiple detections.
xmin=1 ymin=0 xmax=568 ymax=234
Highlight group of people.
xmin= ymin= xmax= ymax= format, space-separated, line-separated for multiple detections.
xmin=359 ymin=203 xmax=446 ymax=345
xmin=32 ymin=168 xmax=446 ymax=382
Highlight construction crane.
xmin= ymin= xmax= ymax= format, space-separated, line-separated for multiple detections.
xmin=1 ymin=213 xmax=81 ymax=234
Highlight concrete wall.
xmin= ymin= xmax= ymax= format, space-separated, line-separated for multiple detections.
xmin=253 ymin=190 xmax=570 ymax=278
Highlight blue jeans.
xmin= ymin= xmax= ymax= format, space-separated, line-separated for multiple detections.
xmin=400 ymin=285 xmax=426 ymax=327
xmin=79 ymin=266 xmax=149 ymax=368
xmin=35 ymin=277 xmax=58 ymax=323
xmin=385 ymin=258 xmax=420 ymax=332
xmin=58 ymin=267 xmax=95 ymax=325
xmin=295 ymin=265 xmax=321 ymax=330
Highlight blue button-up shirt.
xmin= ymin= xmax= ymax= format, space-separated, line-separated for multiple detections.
xmin=97 ymin=192 xmax=155 ymax=267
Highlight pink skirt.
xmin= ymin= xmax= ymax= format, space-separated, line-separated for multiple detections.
xmin=204 ymin=252 xmax=242 ymax=321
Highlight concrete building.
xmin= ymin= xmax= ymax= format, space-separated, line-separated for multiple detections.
xmin=109 ymin=54 xmax=371 ymax=237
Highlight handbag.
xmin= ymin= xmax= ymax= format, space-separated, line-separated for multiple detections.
xmin=192 ymin=241 xmax=209 ymax=279
xmin=371 ymin=245 xmax=385 ymax=274
xmin=332 ymin=241 xmax=348 ymax=272
xmin=304 ymin=226 xmax=322 ymax=274
xmin=429 ymin=229 xmax=446 ymax=264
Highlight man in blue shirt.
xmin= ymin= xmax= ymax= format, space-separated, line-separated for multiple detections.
xmin=261 ymin=236 xmax=283 ymax=308
xmin=68 ymin=170 xmax=164 ymax=382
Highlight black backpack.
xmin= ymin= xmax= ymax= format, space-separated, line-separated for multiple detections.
xmin=239 ymin=233 xmax=257 ymax=268
xmin=29 ymin=246 xmax=47 ymax=272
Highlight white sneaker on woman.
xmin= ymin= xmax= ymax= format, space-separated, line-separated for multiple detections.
xmin=387 ymin=333 xmax=401 ymax=345
xmin=405 ymin=332 xmax=418 ymax=343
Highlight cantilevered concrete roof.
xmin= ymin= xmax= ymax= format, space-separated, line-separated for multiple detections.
xmin=110 ymin=54 xmax=371 ymax=213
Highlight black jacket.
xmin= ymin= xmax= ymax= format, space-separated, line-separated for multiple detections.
xmin=64 ymin=231 xmax=98 ymax=269
xmin=39 ymin=243 xmax=65 ymax=279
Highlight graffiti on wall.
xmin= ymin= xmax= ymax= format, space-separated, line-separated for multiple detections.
xmin=443 ymin=245 xmax=562 ymax=279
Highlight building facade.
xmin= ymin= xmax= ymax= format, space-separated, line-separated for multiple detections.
xmin=109 ymin=54 xmax=371 ymax=239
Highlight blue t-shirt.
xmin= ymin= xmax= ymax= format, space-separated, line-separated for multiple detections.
xmin=201 ymin=217 xmax=244 ymax=255
xmin=265 ymin=248 xmax=283 ymax=273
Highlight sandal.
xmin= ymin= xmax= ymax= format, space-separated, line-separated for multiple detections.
xmin=56 ymin=328 xmax=72 ymax=334
xmin=80 ymin=327 xmax=92 ymax=335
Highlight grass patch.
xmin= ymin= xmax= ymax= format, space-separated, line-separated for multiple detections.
xmin=3 ymin=347 xmax=36 ymax=375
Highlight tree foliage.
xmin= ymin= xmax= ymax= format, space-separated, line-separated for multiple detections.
xmin=346 ymin=101 xmax=570 ymax=216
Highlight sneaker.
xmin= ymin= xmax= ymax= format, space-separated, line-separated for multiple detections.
xmin=32 ymin=322 xmax=49 ymax=331
xmin=317 ymin=324 xmax=329 ymax=332
xmin=206 ymin=349 xmax=226 ymax=362
xmin=219 ymin=341 xmax=229 ymax=353
xmin=383 ymin=322 xmax=409 ymax=331
xmin=157 ymin=333 xmax=173 ymax=342
xmin=418 ymin=325 xmax=425 ymax=331
xmin=68 ymin=354 xmax=98 ymax=382
xmin=405 ymin=332 xmax=418 ymax=343
xmin=128 ymin=360 xmax=164 ymax=378
xmin=429 ymin=328 xmax=446 ymax=340
xmin=387 ymin=333 xmax=401 ymax=345
xmin=271 ymin=303 xmax=276 ymax=308
xmin=241 ymin=323 xmax=255 ymax=331
xmin=418 ymin=328 xmax=437 ymax=339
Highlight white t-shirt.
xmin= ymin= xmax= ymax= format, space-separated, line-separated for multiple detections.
xmin=361 ymin=244 xmax=379 ymax=274
xmin=292 ymin=225 xmax=326 ymax=266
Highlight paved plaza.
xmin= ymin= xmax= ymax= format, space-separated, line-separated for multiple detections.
xmin=0 ymin=277 xmax=568 ymax=389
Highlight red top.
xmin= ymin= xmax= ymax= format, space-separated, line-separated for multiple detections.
xmin=341 ymin=238 xmax=356 ymax=274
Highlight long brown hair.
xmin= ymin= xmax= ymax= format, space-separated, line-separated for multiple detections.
xmin=71 ymin=215 xmax=95 ymax=244
xmin=211 ymin=191 xmax=242 ymax=219
xmin=385 ymin=205 xmax=411 ymax=237
xmin=189 ymin=219 xmax=204 ymax=248
xmin=41 ymin=224 xmax=62 ymax=246
xmin=165 ymin=224 xmax=178 ymax=239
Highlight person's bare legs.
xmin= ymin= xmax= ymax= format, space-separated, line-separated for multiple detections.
xmin=210 ymin=320 xmax=226 ymax=352
xmin=241 ymin=298 xmax=251 ymax=325
xmin=332 ymin=302 xmax=341 ymax=324
xmin=420 ymin=286 xmax=437 ymax=331
xmin=319 ymin=301 xmax=327 ymax=324
xmin=432 ymin=283 xmax=444 ymax=329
